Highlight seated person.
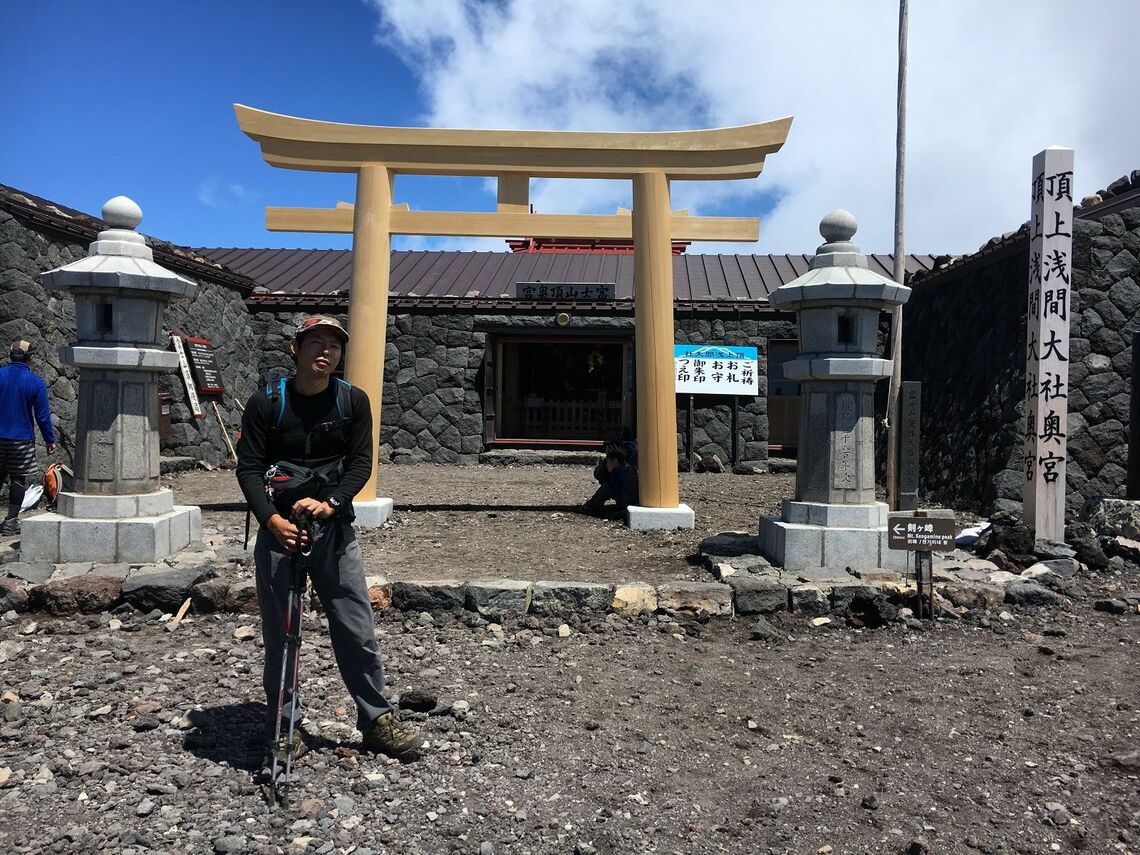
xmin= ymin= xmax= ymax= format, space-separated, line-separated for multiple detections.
xmin=580 ymin=444 xmax=639 ymax=519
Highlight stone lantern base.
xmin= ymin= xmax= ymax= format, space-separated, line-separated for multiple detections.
xmin=20 ymin=494 xmax=201 ymax=564
xmin=759 ymin=500 xmax=907 ymax=573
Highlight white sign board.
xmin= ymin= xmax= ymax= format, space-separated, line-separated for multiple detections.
xmin=170 ymin=334 xmax=204 ymax=419
xmin=674 ymin=345 xmax=759 ymax=395
xmin=1022 ymin=147 xmax=1073 ymax=542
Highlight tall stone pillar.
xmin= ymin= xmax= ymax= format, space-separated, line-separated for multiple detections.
xmin=759 ymin=211 xmax=910 ymax=573
xmin=21 ymin=197 xmax=202 ymax=563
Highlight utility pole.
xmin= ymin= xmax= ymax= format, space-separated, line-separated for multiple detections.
xmin=885 ymin=0 xmax=909 ymax=510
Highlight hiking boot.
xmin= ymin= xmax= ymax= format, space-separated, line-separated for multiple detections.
xmin=260 ymin=730 xmax=308 ymax=779
xmin=0 ymin=519 xmax=18 ymax=537
xmin=361 ymin=710 xmax=424 ymax=759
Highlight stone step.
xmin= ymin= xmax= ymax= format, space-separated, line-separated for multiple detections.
xmin=478 ymin=449 xmax=601 ymax=466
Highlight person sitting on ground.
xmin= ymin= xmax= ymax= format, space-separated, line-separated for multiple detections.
xmin=236 ymin=315 xmax=422 ymax=771
xmin=580 ymin=443 xmax=639 ymax=519
xmin=591 ymin=426 xmax=636 ymax=490
xmin=0 ymin=340 xmax=56 ymax=536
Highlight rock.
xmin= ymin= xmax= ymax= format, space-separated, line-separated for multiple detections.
xmin=399 ymin=688 xmax=437 ymax=713
xmin=1084 ymin=496 xmax=1140 ymax=539
xmin=29 ymin=576 xmax=123 ymax=615
xmin=3 ymin=562 xmax=54 ymax=585
xmin=1101 ymin=748 xmax=1140 ymax=770
xmin=1005 ymin=581 xmax=1068 ymax=608
xmin=693 ymin=453 xmax=724 ymax=474
xmin=1034 ymin=539 xmax=1076 ymax=560
xmin=697 ymin=532 xmax=760 ymax=558
xmin=233 ymin=625 xmax=258 ymax=641
xmin=748 ymin=617 xmax=785 ymax=644
xmin=610 ymin=583 xmax=657 ymax=617
xmin=227 ymin=579 xmax=259 ymax=614
xmin=530 ymin=581 xmax=612 ymax=615
xmin=790 ymin=584 xmax=830 ymax=615
xmin=0 ymin=578 xmax=29 ymax=613
xmin=213 ymin=835 xmax=249 ymax=854
xmin=844 ymin=593 xmax=897 ymax=628
xmin=136 ymin=798 xmax=156 ymax=817
xmin=1094 ymin=599 xmax=1129 ymax=615
xmin=190 ymin=579 xmax=230 ymax=613
xmin=1107 ymin=536 xmax=1140 ymax=562
xmin=1025 ymin=558 xmax=1082 ymax=579
xmin=366 ymin=577 xmax=391 ymax=611
xmin=829 ymin=584 xmax=879 ymax=612
xmin=121 ymin=565 xmax=215 ymax=612
xmin=451 ymin=700 xmax=470 ymax=719
xmin=655 ymin=581 xmax=732 ymax=617
xmin=390 ymin=580 xmax=466 ymax=612
xmin=1065 ymin=521 xmax=1109 ymax=570
xmin=810 ymin=617 xmax=832 ymax=627
xmin=941 ymin=581 xmax=1005 ymax=612
xmin=465 ymin=579 xmax=532 ymax=618
xmin=907 ymin=837 xmax=931 ymax=855
xmin=557 ymin=623 xmax=571 ymax=638
xmin=976 ymin=519 xmax=1035 ymax=559
xmin=861 ymin=793 xmax=879 ymax=810
xmin=728 ymin=577 xmax=789 ymax=614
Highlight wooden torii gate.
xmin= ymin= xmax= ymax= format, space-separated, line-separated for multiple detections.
xmin=234 ymin=104 xmax=792 ymax=527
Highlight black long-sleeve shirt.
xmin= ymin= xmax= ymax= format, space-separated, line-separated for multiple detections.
xmin=236 ymin=378 xmax=373 ymax=527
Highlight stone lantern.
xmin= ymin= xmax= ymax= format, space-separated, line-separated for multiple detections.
xmin=759 ymin=210 xmax=910 ymax=573
xmin=22 ymin=196 xmax=201 ymax=563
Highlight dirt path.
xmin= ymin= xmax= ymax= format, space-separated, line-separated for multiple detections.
xmin=167 ymin=465 xmax=798 ymax=585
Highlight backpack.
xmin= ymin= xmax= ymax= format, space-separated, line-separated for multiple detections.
xmin=243 ymin=376 xmax=355 ymax=548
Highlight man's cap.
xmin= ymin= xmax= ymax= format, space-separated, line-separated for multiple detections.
xmin=9 ymin=340 xmax=31 ymax=358
xmin=294 ymin=315 xmax=349 ymax=343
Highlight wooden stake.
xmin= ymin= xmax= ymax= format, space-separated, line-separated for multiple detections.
xmin=212 ymin=401 xmax=238 ymax=462
xmin=165 ymin=597 xmax=193 ymax=632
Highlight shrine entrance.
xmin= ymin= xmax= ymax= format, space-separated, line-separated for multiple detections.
xmin=493 ymin=337 xmax=632 ymax=446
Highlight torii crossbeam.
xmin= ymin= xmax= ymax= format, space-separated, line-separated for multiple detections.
xmin=235 ymin=104 xmax=792 ymax=528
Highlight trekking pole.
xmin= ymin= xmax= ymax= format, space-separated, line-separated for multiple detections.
xmin=270 ymin=514 xmax=312 ymax=805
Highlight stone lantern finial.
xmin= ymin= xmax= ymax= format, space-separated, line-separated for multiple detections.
xmin=811 ymin=209 xmax=865 ymax=271
xmin=102 ymin=195 xmax=143 ymax=230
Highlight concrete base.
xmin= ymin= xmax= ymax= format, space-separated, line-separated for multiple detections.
xmin=20 ymin=505 xmax=202 ymax=563
xmin=760 ymin=513 xmax=907 ymax=574
xmin=353 ymin=497 xmax=394 ymax=528
xmin=627 ymin=503 xmax=695 ymax=531
xmin=58 ymin=489 xmax=175 ymax=519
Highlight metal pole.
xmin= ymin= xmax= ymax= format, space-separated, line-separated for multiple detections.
xmin=885 ymin=0 xmax=909 ymax=510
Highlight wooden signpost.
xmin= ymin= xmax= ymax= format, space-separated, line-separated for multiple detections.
xmin=170 ymin=334 xmax=203 ymax=419
xmin=888 ymin=511 xmax=956 ymax=620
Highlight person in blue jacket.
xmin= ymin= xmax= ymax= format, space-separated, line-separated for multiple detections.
xmin=0 ymin=340 xmax=56 ymax=535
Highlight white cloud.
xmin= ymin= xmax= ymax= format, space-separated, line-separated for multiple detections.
xmin=366 ymin=0 xmax=1139 ymax=255
xmin=197 ymin=176 xmax=260 ymax=209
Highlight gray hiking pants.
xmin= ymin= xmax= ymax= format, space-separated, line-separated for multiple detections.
xmin=254 ymin=524 xmax=392 ymax=737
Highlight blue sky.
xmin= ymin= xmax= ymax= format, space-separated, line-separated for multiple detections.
xmin=3 ymin=1 xmax=1138 ymax=255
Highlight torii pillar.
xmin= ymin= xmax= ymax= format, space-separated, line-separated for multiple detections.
xmin=235 ymin=105 xmax=792 ymax=529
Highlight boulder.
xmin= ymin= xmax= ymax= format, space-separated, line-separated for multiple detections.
xmin=1024 ymin=558 xmax=1082 ymax=579
xmin=790 ymin=584 xmax=830 ymax=615
xmin=121 ymin=565 xmax=216 ymax=612
xmin=1107 ymin=536 xmax=1140 ymax=562
xmin=1084 ymin=497 xmax=1140 ymax=539
xmin=3 ymin=562 xmax=53 ymax=585
xmin=829 ymin=584 xmax=880 ymax=613
xmin=655 ymin=581 xmax=733 ymax=617
xmin=1064 ymin=522 xmax=1109 ymax=571
xmin=697 ymin=532 xmax=761 ymax=559
xmin=465 ymin=579 xmax=532 ymax=619
xmin=1094 ymin=599 xmax=1129 ymax=615
xmin=390 ymin=580 xmax=466 ymax=612
xmin=0 ymin=578 xmax=29 ymax=612
xmin=227 ymin=579 xmax=259 ymax=614
xmin=976 ymin=518 xmax=1036 ymax=559
xmin=190 ymin=579 xmax=230 ymax=613
xmin=728 ymin=577 xmax=789 ymax=615
xmin=748 ymin=617 xmax=786 ymax=644
xmin=1033 ymin=539 xmax=1076 ymax=561
xmin=366 ymin=577 xmax=391 ymax=611
xmin=29 ymin=576 xmax=123 ymax=615
xmin=610 ymin=583 xmax=657 ymax=618
xmin=1004 ymin=580 xmax=1069 ymax=608
xmin=530 ymin=582 xmax=612 ymax=615
xmin=940 ymin=581 xmax=1005 ymax=612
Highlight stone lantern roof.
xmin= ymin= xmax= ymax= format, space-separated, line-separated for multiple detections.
xmin=768 ymin=210 xmax=910 ymax=311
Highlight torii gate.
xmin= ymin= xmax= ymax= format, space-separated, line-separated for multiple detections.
xmin=235 ymin=104 xmax=792 ymax=529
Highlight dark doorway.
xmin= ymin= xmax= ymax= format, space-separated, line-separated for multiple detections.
xmin=496 ymin=338 xmax=631 ymax=444
xmin=767 ymin=339 xmax=801 ymax=455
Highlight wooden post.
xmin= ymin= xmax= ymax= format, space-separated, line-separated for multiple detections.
xmin=731 ymin=395 xmax=740 ymax=466
xmin=686 ymin=394 xmax=694 ymax=471
xmin=632 ymin=171 xmax=680 ymax=509
xmin=345 ymin=165 xmax=393 ymax=502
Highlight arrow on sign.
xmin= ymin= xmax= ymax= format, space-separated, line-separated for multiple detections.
xmin=892 ymin=523 xmax=905 ymax=535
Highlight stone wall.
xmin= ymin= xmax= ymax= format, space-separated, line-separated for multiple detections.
xmin=249 ymin=309 xmax=792 ymax=466
xmin=0 ymin=206 xmax=258 ymax=471
xmin=902 ymin=175 xmax=1140 ymax=517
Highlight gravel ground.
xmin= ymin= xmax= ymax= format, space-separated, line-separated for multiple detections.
xmin=1 ymin=589 xmax=1138 ymax=854
xmin=166 ymin=465 xmax=803 ymax=585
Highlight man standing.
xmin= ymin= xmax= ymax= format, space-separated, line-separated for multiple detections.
xmin=0 ymin=340 xmax=56 ymax=536
xmin=236 ymin=315 xmax=421 ymax=767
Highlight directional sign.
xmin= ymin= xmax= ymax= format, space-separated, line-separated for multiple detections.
xmin=887 ymin=514 xmax=957 ymax=551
